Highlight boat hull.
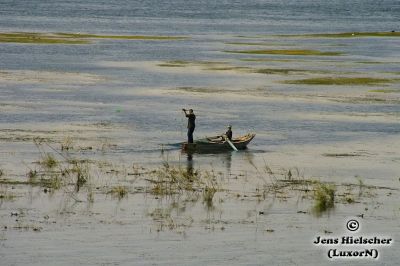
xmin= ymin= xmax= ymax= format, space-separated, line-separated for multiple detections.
xmin=182 ymin=133 xmax=255 ymax=153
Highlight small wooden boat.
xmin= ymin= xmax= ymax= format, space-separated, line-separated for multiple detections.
xmin=182 ymin=133 xmax=255 ymax=153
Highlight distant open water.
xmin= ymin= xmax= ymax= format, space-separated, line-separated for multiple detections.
xmin=0 ymin=0 xmax=399 ymax=34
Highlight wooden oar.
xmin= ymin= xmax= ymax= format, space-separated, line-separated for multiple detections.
xmin=224 ymin=135 xmax=238 ymax=151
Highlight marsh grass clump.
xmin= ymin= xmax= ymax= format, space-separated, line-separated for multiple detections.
xmin=61 ymin=136 xmax=73 ymax=151
xmin=0 ymin=169 xmax=3 ymax=177
xmin=313 ymin=182 xmax=335 ymax=215
xmin=150 ymin=163 xmax=200 ymax=196
xmin=41 ymin=154 xmax=58 ymax=169
xmin=203 ymin=186 xmax=217 ymax=208
xmin=70 ymin=162 xmax=90 ymax=190
xmin=201 ymin=171 xmax=219 ymax=208
xmin=32 ymin=138 xmax=92 ymax=193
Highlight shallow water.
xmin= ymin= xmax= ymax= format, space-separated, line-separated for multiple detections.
xmin=1 ymin=1 xmax=400 ymax=265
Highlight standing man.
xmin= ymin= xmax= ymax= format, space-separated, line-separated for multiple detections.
xmin=182 ymin=108 xmax=196 ymax=143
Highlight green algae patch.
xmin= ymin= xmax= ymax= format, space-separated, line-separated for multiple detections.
xmin=356 ymin=61 xmax=384 ymax=64
xmin=368 ymin=89 xmax=399 ymax=93
xmin=56 ymin=33 xmax=187 ymax=40
xmin=240 ymin=58 xmax=302 ymax=62
xmin=158 ymin=60 xmax=190 ymax=67
xmin=225 ymin=49 xmax=342 ymax=56
xmin=254 ymin=68 xmax=332 ymax=75
xmin=225 ymin=42 xmax=285 ymax=46
xmin=157 ymin=60 xmax=249 ymax=73
xmin=206 ymin=66 xmax=251 ymax=72
xmin=254 ymin=68 xmax=305 ymax=75
xmin=158 ymin=60 xmax=228 ymax=67
xmin=280 ymin=31 xmax=400 ymax=38
xmin=284 ymin=77 xmax=393 ymax=86
xmin=0 ymin=32 xmax=89 ymax=44
xmin=0 ymin=32 xmax=187 ymax=45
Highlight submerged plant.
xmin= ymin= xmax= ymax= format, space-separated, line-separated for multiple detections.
xmin=109 ymin=186 xmax=128 ymax=200
xmin=27 ymin=169 xmax=37 ymax=179
xmin=203 ymin=186 xmax=217 ymax=209
xmin=40 ymin=175 xmax=63 ymax=190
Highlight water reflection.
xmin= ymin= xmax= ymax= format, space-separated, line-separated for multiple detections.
xmin=186 ymin=153 xmax=194 ymax=176
xmin=183 ymin=150 xmax=234 ymax=175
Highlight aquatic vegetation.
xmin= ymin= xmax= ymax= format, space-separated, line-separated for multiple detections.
xmin=175 ymin=86 xmax=241 ymax=95
xmin=0 ymin=32 xmax=89 ymax=44
xmin=157 ymin=60 xmax=229 ymax=68
xmin=150 ymin=163 xmax=199 ymax=195
xmin=148 ymin=206 xmax=193 ymax=232
xmin=254 ymin=68 xmax=308 ymax=75
xmin=157 ymin=61 xmax=188 ymax=67
xmin=368 ymin=89 xmax=399 ymax=93
xmin=322 ymin=153 xmax=362 ymax=157
xmin=330 ymin=95 xmax=400 ymax=104
xmin=108 ymin=186 xmax=128 ymax=200
xmin=27 ymin=169 xmax=38 ymax=180
xmin=206 ymin=66 xmax=250 ymax=71
xmin=0 ymin=32 xmax=186 ymax=45
xmin=281 ymin=31 xmax=400 ymax=38
xmin=71 ymin=162 xmax=89 ymax=189
xmin=157 ymin=60 xmax=252 ymax=74
xmin=40 ymin=175 xmax=63 ymax=190
xmin=240 ymin=58 xmax=302 ymax=62
xmin=61 ymin=136 xmax=74 ymax=151
xmin=225 ymin=42 xmax=284 ymax=46
xmin=254 ymin=68 xmax=331 ymax=75
xmin=0 ymin=187 xmax=17 ymax=201
xmin=313 ymin=182 xmax=335 ymax=215
xmin=345 ymin=196 xmax=355 ymax=204
xmin=356 ymin=61 xmax=384 ymax=64
xmin=225 ymin=49 xmax=342 ymax=56
xmin=41 ymin=154 xmax=58 ymax=169
xmin=284 ymin=77 xmax=393 ymax=86
xmin=56 ymin=32 xmax=187 ymax=40
xmin=203 ymin=185 xmax=217 ymax=209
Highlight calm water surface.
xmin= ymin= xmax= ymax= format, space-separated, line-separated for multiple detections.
xmin=0 ymin=2 xmax=400 ymax=264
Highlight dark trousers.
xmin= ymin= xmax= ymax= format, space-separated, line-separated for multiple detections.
xmin=187 ymin=127 xmax=195 ymax=143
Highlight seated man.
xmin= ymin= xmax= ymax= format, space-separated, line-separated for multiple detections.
xmin=222 ymin=125 xmax=233 ymax=140
xmin=225 ymin=125 xmax=233 ymax=140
